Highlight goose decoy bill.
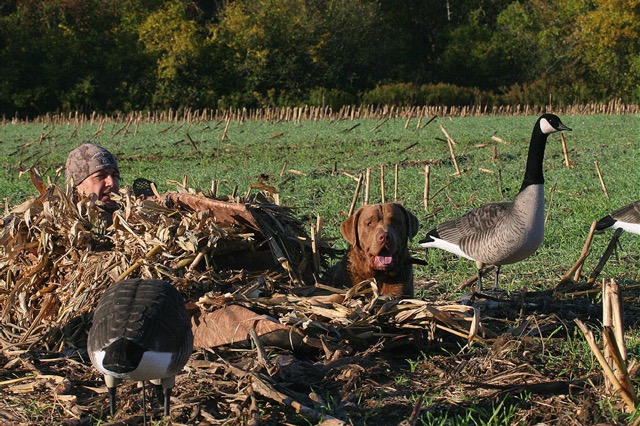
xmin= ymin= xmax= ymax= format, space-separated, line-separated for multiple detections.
xmin=420 ymin=114 xmax=571 ymax=293
xmin=88 ymin=278 xmax=193 ymax=418
xmin=595 ymin=201 xmax=640 ymax=235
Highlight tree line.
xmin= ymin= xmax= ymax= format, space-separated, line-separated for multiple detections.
xmin=0 ymin=0 xmax=638 ymax=117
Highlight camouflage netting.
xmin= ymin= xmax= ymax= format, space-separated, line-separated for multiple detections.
xmin=0 ymin=173 xmax=481 ymax=353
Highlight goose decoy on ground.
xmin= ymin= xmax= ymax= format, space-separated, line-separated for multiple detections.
xmin=595 ymin=201 xmax=640 ymax=235
xmin=586 ymin=201 xmax=640 ymax=284
xmin=88 ymin=278 xmax=193 ymax=419
xmin=419 ymin=114 xmax=572 ymax=292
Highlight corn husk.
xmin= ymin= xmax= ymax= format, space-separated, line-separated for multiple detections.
xmin=0 ymin=178 xmax=482 ymax=351
xmin=0 ymin=179 xmax=312 ymax=348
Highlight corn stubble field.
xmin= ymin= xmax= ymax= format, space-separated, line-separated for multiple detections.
xmin=1 ymin=107 xmax=639 ymax=425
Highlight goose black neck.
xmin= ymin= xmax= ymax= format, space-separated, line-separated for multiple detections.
xmin=519 ymin=125 xmax=548 ymax=192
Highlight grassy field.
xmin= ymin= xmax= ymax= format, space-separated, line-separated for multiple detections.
xmin=1 ymin=113 xmax=640 ymax=424
xmin=2 ymin=114 xmax=638 ymax=290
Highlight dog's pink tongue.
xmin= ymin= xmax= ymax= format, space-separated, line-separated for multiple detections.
xmin=373 ymin=256 xmax=393 ymax=270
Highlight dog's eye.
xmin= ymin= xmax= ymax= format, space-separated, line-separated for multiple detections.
xmin=365 ymin=220 xmax=373 ymax=227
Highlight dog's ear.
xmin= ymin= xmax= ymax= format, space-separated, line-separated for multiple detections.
xmin=400 ymin=205 xmax=419 ymax=239
xmin=340 ymin=209 xmax=361 ymax=247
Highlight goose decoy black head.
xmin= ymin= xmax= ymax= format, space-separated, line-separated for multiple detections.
xmin=420 ymin=114 xmax=571 ymax=293
xmin=88 ymin=278 xmax=193 ymax=419
xmin=595 ymin=201 xmax=640 ymax=235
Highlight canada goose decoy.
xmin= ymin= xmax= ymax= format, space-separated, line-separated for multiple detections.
xmin=419 ymin=114 xmax=572 ymax=292
xmin=586 ymin=201 xmax=640 ymax=284
xmin=88 ymin=278 xmax=193 ymax=419
xmin=595 ymin=201 xmax=640 ymax=235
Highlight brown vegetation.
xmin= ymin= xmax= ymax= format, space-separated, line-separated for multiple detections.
xmin=3 ymin=101 xmax=639 ymax=126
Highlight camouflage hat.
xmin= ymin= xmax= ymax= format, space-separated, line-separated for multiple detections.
xmin=65 ymin=143 xmax=119 ymax=186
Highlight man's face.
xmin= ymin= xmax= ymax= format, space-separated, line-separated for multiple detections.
xmin=76 ymin=168 xmax=120 ymax=206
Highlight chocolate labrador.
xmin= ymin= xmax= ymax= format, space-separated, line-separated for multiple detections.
xmin=331 ymin=203 xmax=419 ymax=296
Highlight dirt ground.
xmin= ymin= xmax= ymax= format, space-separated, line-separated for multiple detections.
xmin=2 ymin=276 xmax=639 ymax=426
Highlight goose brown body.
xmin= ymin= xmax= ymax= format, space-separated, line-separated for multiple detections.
xmin=420 ymin=114 xmax=571 ymax=292
xmin=436 ymin=184 xmax=545 ymax=265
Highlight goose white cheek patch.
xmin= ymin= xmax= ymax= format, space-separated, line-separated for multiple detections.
xmin=539 ymin=118 xmax=556 ymax=134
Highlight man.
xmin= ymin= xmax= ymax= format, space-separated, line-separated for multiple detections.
xmin=65 ymin=143 xmax=120 ymax=210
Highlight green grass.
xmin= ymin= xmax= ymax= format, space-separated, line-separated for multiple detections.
xmin=418 ymin=398 xmax=520 ymax=426
xmin=1 ymin=114 xmax=639 ymax=424
xmin=1 ymin=114 xmax=638 ymax=292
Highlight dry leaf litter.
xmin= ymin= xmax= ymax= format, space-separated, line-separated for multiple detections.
xmin=0 ymin=174 xmax=485 ymax=425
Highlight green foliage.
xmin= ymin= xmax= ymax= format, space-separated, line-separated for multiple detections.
xmin=213 ymin=0 xmax=385 ymax=106
xmin=571 ymin=0 xmax=640 ymax=98
xmin=215 ymin=0 xmax=316 ymax=100
xmin=436 ymin=7 xmax=503 ymax=89
xmin=361 ymin=83 xmax=424 ymax=106
xmin=139 ymin=1 xmax=200 ymax=82
xmin=362 ymin=83 xmax=489 ymax=106
xmin=305 ymin=0 xmax=386 ymax=92
xmin=307 ymin=87 xmax=357 ymax=109
xmin=138 ymin=0 xmax=229 ymax=109
xmin=0 ymin=0 xmax=638 ymax=115
xmin=0 ymin=0 xmax=157 ymax=115
xmin=419 ymin=398 xmax=519 ymax=425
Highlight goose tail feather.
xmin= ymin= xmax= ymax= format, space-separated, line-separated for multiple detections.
xmin=418 ymin=228 xmax=439 ymax=245
xmin=420 ymin=230 xmax=473 ymax=260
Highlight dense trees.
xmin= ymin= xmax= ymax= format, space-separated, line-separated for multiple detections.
xmin=0 ymin=0 xmax=637 ymax=116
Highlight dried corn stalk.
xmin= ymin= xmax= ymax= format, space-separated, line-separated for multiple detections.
xmin=1 ymin=179 xmax=483 ymax=353
xmin=0 ymin=181 xmax=313 ymax=348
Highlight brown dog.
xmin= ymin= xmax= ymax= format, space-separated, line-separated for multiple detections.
xmin=331 ymin=203 xmax=419 ymax=296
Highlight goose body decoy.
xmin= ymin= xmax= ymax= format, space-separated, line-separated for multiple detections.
xmin=595 ymin=201 xmax=640 ymax=235
xmin=420 ymin=114 xmax=572 ymax=292
xmin=88 ymin=278 xmax=193 ymax=418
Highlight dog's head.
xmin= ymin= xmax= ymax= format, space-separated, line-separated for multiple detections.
xmin=340 ymin=203 xmax=419 ymax=271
